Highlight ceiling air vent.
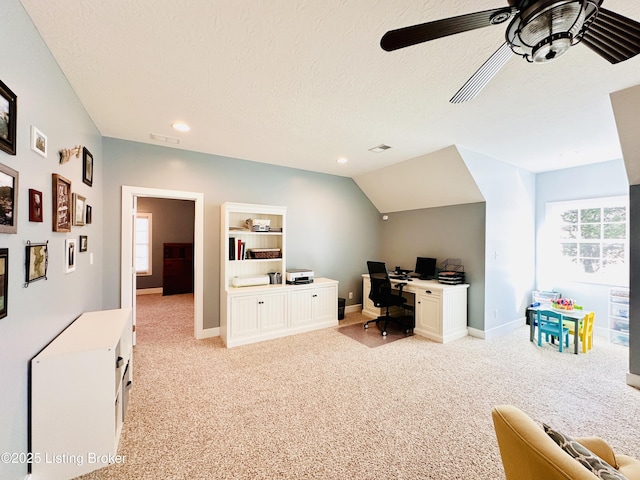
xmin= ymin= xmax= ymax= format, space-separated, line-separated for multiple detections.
xmin=150 ymin=133 xmax=180 ymax=144
xmin=369 ymin=144 xmax=392 ymax=153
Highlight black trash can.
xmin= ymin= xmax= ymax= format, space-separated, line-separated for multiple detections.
xmin=338 ymin=298 xmax=346 ymax=320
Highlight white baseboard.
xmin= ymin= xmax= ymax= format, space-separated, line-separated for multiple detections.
xmin=136 ymin=287 xmax=163 ymax=295
xmin=199 ymin=327 xmax=220 ymax=339
xmin=593 ymin=326 xmax=609 ymax=339
xmin=345 ymin=304 xmax=361 ymax=314
xmin=472 ymin=317 xmax=526 ymax=340
xmin=467 ymin=327 xmax=484 ymax=339
xmin=627 ymin=372 xmax=640 ymax=390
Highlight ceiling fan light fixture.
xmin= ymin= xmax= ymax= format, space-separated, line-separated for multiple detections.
xmin=507 ymin=0 xmax=593 ymax=63
xmin=531 ymin=32 xmax=573 ymax=61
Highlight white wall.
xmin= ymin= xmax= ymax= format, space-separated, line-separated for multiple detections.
xmin=460 ymin=147 xmax=537 ymax=337
xmin=0 ymin=2 xmax=103 ymax=479
xmin=535 ymin=159 xmax=629 ymax=334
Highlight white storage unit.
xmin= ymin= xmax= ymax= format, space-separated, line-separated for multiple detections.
xmin=229 ymin=290 xmax=288 ymax=338
xmin=221 ymin=203 xmax=338 ymax=347
xmin=30 ymin=308 xmax=133 ymax=480
xmin=289 ymin=282 xmax=339 ymax=329
xmin=609 ymin=287 xmax=630 ymax=347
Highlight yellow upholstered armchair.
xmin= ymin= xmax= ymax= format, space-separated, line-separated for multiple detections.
xmin=492 ymin=405 xmax=640 ymax=480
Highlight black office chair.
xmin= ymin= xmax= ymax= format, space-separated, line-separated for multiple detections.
xmin=364 ymin=261 xmax=413 ymax=336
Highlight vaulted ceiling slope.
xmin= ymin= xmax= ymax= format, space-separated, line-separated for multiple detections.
xmin=19 ymin=1 xmax=640 ymax=178
xmin=611 ymin=85 xmax=640 ymax=185
xmin=354 ymin=146 xmax=484 ymax=213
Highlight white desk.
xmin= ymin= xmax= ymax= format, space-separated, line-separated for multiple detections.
xmin=362 ymin=274 xmax=469 ymax=343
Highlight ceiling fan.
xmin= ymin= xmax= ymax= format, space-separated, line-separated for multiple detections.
xmin=381 ymin=0 xmax=640 ymax=103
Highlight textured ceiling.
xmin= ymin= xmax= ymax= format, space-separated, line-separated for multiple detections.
xmin=19 ymin=0 xmax=640 ymax=178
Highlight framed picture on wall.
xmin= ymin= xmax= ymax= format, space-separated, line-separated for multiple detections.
xmin=65 ymin=238 xmax=76 ymax=273
xmin=85 ymin=204 xmax=92 ymax=224
xmin=72 ymin=193 xmax=86 ymax=226
xmin=30 ymin=126 xmax=47 ymax=157
xmin=82 ymin=147 xmax=93 ymax=187
xmin=0 ymin=79 xmax=17 ymax=156
xmin=52 ymin=173 xmax=71 ymax=232
xmin=79 ymin=235 xmax=87 ymax=252
xmin=0 ymin=162 xmax=18 ymax=234
xmin=29 ymin=188 xmax=43 ymax=222
xmin=0 ymin=248 xmax=7 ymax=319
xmin=25 ymin=241 xmax=48 ymax=286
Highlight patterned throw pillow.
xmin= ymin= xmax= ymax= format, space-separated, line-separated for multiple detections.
xmin=543 ymin=424 xmax=628 ymax=480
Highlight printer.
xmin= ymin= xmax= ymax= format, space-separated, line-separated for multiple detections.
xmin=286 ymin=269 xmax=314 ymax=284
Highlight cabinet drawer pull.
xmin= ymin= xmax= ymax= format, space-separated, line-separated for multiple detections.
xmin=312 ymin=294 xmax=318 ymax=298
xmin=424 ymin=290 xmax=432 ymax=294
xmin=116 ymin=356 xmax=124 ymax=368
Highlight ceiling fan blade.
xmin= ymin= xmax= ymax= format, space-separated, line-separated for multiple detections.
xmin=380 ymin=7 xmax=518 ymax=52
xmin=581 ymin=8 xmax=640 ymax=64
xmin=450 ymin=42 xmax=513 ymax=104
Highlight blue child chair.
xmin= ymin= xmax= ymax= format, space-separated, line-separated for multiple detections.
xmin=537 ymin=310 xmax=570 ymax=352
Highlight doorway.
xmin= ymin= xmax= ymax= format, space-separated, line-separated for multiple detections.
xmin=120 ymin=186 xmax=205 ymax=341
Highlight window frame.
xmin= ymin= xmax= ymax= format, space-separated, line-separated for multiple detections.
xmin=545 ymin=196 xmax=629 ymax=286
xmin=135 ymin=212 xmax=152 ymax=276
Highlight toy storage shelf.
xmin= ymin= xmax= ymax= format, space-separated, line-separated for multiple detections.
xmin=609 ymin=287 xmax=629 ymax=347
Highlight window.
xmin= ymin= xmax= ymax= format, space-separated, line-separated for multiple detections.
xmin=546 ymin=196 xmax=628 ymax=285
xmin=135 ymin=213 xmax=152 ymax=275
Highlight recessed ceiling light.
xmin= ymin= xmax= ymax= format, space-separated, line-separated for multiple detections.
xmin=369 ymin=144 xmax=392 ymax=153
xmin=172 ymin=122 xmax=190 ymax=132
xmin=337 ymin=157 xmax=348 ymax=164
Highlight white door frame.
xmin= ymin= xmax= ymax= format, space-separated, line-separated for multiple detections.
xmin=121 ymin=185 xmax=205 ymax=339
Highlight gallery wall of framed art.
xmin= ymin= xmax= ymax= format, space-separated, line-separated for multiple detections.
xmin=0 ymin=70 xmax=99 ymax=324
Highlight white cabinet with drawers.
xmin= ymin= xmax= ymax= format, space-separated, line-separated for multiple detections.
xmin=362 ymin=274 xmax=469 ymax=344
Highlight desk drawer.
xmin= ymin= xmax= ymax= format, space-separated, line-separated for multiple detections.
xmin=414 ymin=287 xmax=441 ymax=298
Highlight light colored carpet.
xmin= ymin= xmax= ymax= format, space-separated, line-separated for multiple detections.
xmin=77 ymin=294 xmax=640 ymax=479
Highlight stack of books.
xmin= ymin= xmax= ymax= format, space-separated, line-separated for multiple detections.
xmin=228 ymin=237 xmax=246 ymax=260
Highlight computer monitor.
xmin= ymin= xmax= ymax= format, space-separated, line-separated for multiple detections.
xmin=414 ymin=257 xmax=437 ymax=280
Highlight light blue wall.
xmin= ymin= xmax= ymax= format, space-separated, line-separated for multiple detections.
xmin=460 ymin=148 xmax=537 ymax=335
xmin=101 ymin=138 xmax=381 ymax=329
xmin=535 ymin=159 xmax=629 ymax=333
xmin=0 ymin=2 xmax=103 ymax=479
